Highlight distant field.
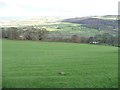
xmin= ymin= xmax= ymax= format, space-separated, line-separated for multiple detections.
xmin=41 ymin=22 xmax=100 ymax=37
xmin=3 ymin=40 xmax=118 ymax=88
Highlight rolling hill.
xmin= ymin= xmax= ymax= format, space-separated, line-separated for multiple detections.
xmin=62 ymin=15 xmax=118 ymax=34
xmin=0 ymin=15 xmax=118 ymax=37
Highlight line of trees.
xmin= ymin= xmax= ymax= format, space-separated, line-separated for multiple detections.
xmin=89 ymin=33 xmax=118 ymax=46
xmin=70 ymin=33 xmax=119 ymax=47
xmin=1 ymin=27 xmax=48 ymax=41
xmin=1 ymin=27 xmax=119 ymax=47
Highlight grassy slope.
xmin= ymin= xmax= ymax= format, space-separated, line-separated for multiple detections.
xmin=3 ymin=40 xmax=118 ymax=88
xmin=61 ymin=17 xmax=118 ymax=36
xmin=44 ymin=22 xmax=99 ymax=37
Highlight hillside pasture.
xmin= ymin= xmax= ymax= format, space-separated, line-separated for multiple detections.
xmin=2 ymin=40 xmax=118 ymax=88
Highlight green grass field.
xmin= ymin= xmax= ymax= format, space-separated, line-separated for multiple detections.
xmin=2 ymin=40 xmax=118 ymax=88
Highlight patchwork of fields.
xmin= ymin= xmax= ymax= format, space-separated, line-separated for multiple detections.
xmin=44 ymin=22 xmax=99 ymax=36
xmin=2 ymin=40 xmax=118 ymax=88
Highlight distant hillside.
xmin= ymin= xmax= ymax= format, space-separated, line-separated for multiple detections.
xmin=62 ymin=15 xmax=118 ymax=33
xmin=0 ymin=17 xmax=63 ymax=27
xmin=102 ymin=15 xmax=117 ymax=18
xmin=0 ymin=15 xmax=118 ymax=36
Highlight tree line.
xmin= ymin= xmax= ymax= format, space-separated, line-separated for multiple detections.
xmin=1 ymin=27 xmax=119 ymax=47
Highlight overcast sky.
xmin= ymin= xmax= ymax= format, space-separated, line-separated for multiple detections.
xmin=0 ymin=0 xmax=119 ymax=18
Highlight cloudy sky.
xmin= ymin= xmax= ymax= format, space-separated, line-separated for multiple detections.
xmin=0 ymin=0 xmax=119 ymax=18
